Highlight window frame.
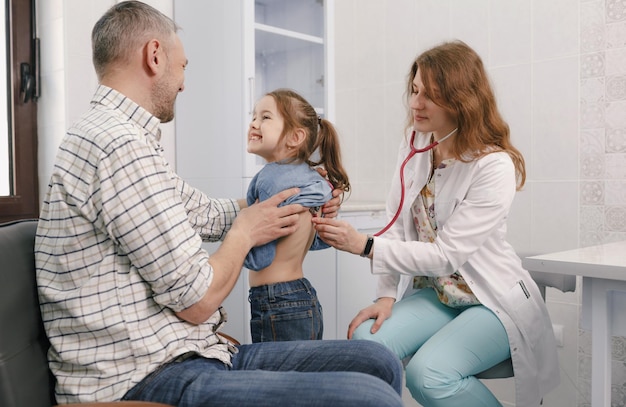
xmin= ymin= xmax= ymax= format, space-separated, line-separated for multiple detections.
xmin=0 ymin=0 xmax=38 ymax=222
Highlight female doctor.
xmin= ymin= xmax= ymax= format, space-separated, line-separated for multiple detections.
xmin=312 ymin=40 xmax=559 ymax=407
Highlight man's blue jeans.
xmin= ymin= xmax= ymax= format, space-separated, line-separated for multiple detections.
xmin=123 ymin=339 xmax=404 ymax=407
xmin=248 ymin=278 xmax=323 ymax=342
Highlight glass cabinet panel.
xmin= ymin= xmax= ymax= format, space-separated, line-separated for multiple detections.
xmin=253 ymin=0 xmax=325 ymax=113
xmin=254 ymin=0 xmax=324 ymax=37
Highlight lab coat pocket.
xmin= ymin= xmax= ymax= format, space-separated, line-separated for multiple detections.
xmin=501 ymin=280 xmax=543 ymax=348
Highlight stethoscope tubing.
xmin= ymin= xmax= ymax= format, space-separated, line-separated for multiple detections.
xmin=373 ymin=128 xmax=457 ymax=237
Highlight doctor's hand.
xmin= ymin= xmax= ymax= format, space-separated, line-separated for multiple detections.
xmin=311 ymin=217 xmax=368 ymax=255
xmin=347 ymin=297 xmax=395 ymax=339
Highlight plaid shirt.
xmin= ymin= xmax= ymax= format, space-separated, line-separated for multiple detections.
xmin=35 ymin=85 xmax=239 ymax=403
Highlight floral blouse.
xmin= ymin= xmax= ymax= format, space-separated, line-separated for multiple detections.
xmin=411 ymin=158 xmax=481 ymax=308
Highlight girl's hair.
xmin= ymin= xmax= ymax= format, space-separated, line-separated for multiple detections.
xmin=404 ymin=40 xmax=526 ymax=190
xmin=92 ymin=1 xmax=179 ymax=80
xmin=267 ymin=89 xmax=351 ymax=193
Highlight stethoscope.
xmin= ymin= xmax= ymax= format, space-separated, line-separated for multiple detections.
xmin=374 ymin=127 xmax=458 ymax=236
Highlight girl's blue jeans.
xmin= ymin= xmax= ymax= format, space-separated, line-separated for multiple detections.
xmin=122 ymin=339 xmax=404 ymax=407
xmin=248 ymin=277 xmax=323 ymax=342
xmin=353 ymin=288 xmax=511 ymax=407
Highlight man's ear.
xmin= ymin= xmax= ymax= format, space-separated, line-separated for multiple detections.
xmin=286 ymin=128 xmax=306 ymax=149
xmin=145 ymin=38 xmax=163 ymax=76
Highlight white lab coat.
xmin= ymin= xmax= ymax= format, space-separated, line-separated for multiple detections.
xmin=371 ymin=132 xmax=559 ymax=407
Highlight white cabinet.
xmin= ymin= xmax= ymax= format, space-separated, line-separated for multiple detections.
xmin=174 ymin=0 xmax=333 ymax=186
xmin=302 ymin=249 xmax=338 ymax=339
xmin=174 ymin=0 xmax=335 ymax=342
xmin=335 ymin=209 xmax=387 ymax=338
xmin=245 ymin=0 xmax=333 ymax=177
xmin=304 ymin=208 xmax=386 ymax=340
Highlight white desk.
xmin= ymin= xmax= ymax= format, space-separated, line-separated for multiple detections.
xmin=523 ymin=241 xmax=626 ymax=407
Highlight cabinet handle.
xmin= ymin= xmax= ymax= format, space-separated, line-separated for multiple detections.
xmin=248 ymin=77 xmax=255 ymax=115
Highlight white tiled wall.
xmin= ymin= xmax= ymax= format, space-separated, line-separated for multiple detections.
xmin=36 ymin=1 xmax=626 ymax=407
xmin=577 ymin=2 xmax=626 ymax=406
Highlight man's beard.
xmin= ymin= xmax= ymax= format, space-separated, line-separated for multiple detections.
xmin=152 ymin=77 xmax=176 ymax=123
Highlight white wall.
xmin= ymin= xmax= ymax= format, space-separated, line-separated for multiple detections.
xmin=36 ymin=0 xmax=176 ymax=201
xmin=36 ymin=1 xmax=626 ymax=407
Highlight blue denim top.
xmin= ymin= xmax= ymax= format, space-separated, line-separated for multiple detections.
xmin=244 ymin=161 xmax=333 ymax=271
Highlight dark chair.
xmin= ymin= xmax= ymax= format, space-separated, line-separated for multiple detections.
xmin=0 ymin=219 xmax=172 ymax=407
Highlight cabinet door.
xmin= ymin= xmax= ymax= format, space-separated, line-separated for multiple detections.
xmin=253 ymin=0 xmax=325 ymax=108
xmin=336 ymin=250 xmax=379 ymax=338
xmin=174 ymin=1 xmax=249 ymax=340
xmin=174 ymin=0 xmax=333 ymax=188
xmin=174 ymin=0 xmax=246 ymax=189
xmin=245 ymin=0 xmax=330 ymax=178
xmin=303 ymin=248 xmax=338 ymax=340
xmin=336 ymin=210 xmax=386 ymax=337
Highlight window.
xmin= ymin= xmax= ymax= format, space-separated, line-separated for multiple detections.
xmin=0 ymin=0 xmax=39 ymax=222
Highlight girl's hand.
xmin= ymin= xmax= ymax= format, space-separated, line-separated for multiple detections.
xmin=347 ymin=297 xmax=395 ymax=339
xmin=321 ymin=188 xmax=343 ymax=219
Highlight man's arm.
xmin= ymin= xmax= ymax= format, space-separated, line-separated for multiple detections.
xmin=176 ymin=188 xmax=303 ymax=324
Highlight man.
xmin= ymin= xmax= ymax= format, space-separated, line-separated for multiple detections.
xmin=35 ymin=2 xmax=403 ymax=406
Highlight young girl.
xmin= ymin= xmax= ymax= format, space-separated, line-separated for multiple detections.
xmin=245 ymin=88 xmax=350 ymax=343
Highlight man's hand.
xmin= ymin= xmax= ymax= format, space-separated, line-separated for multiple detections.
xmin=233 ymin=187 xmax=304 ymax=249
xmin=177 ymin=188 xmax=303 ymax=325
